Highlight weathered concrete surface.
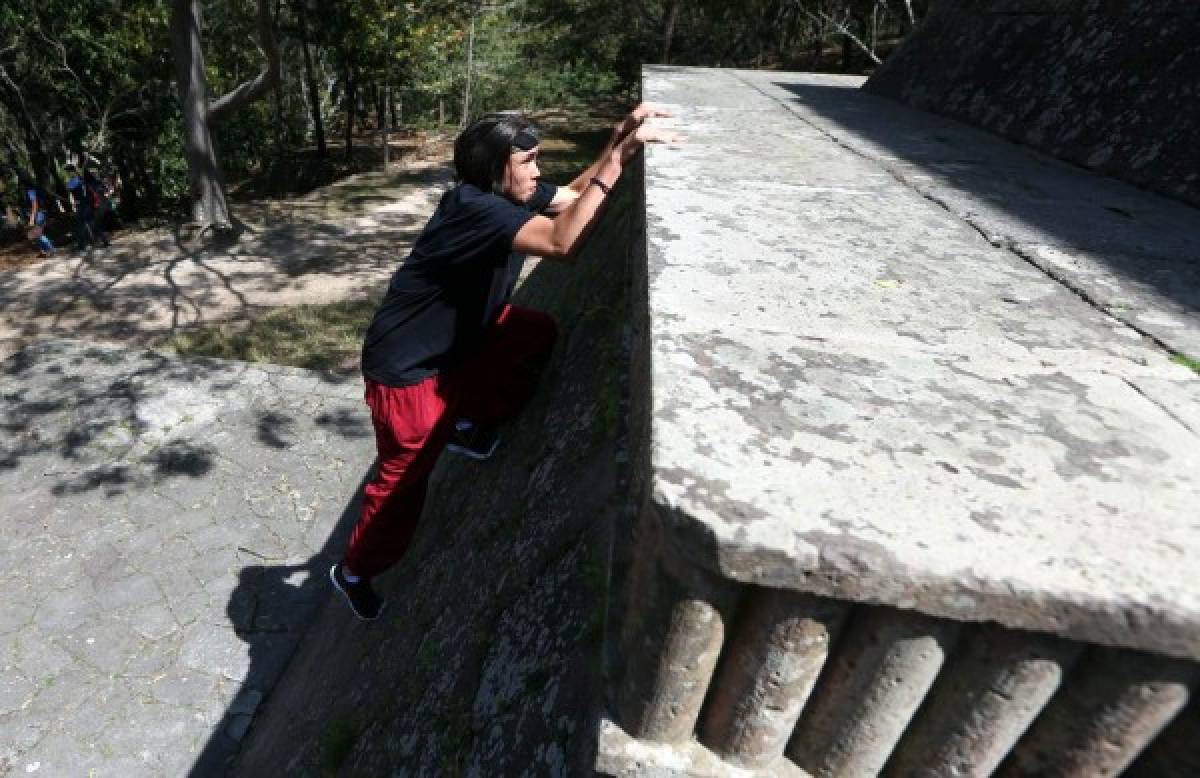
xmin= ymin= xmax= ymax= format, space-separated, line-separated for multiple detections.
xmin=597 ymin=717 xmax=810 ymax=778
xmin=231 ymin=175 xmax=643 ymax=776
xmin=787 ymin=608 xmax=960 ymax=777
xmin=640 ymin=66 xmax=1200 ymax=660
xmin=735 ymin=69 xmax=1200 ymax=364
xmin=998 ymin=647 xmax=1197 ymax=777
xmin=699 ymin=590 xmax=847 ymax=768
xmin=882 ymin=625 xmax=1082 ymax=776
xmin=0 ymin=339 xmax=371 ymax=776
xmin=865 ymin=1 xmax=1200 ymax=210
xmin=1126 ymin=694 xmax=1200 ymax=776
xmin=615 ymin=536 xmax=738 ymax=744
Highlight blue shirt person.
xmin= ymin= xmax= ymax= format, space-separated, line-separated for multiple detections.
xmin=22 ymin=182 xmax=56 ymax=257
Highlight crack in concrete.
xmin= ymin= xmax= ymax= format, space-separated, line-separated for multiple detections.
xmin=730 ymin=70 xmax=1189 ymax=369
xmin=1118 ymin=376 xmax=1199 ymax=439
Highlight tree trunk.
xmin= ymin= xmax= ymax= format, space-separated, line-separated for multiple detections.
xmin=461 ymin=12 xmax=475 ymax=127
xmin=169 ymin=0 xmax=279 ymax=229
xmin=871 ymin=2 xmax=879 ymax=54
xmin=170 ymin=0 xmax=231 ymax=227
xmin=295 ymin=1 xmax=326 ymax=157
xmin=343 ymin=62 xmax=355 ymax=164
xmin=271 ymin=52 xmax=286 ymax=191
xmin=379 ymin=85 xmax=389 ymax=169
xmin=661 ymin=0 xmax=681 ymax=64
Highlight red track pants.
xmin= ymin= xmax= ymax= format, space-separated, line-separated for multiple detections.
xmin=342 ymin=304 xmax=558 ymax=580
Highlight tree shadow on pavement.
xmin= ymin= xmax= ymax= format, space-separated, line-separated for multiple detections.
xmin=0 ymin=167 xmax=443 ymax=359
xmin=0 ymin=339 xmax=373 ymax=776
xmin=187 ymin=479 xmax=367 ymax=777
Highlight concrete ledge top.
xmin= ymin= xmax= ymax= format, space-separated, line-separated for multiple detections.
xmin=640 ymin=66 xmax=1200 ymax=660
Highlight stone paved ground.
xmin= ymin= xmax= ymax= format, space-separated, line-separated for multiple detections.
xmin=0 ymin=161 xmax=454 ymax=775
xmin=0 ymin=339 xmax=374 ymax=776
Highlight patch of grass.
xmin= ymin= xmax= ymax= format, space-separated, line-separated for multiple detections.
xmin=1172 ymin=353 xmax=1200 ymax=375
xmin=162 ymin=297 xmax=379 ymax=371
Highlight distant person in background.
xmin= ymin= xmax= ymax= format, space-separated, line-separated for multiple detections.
xmin=65 ymin=163 xmax=96 ymax=250
xmin=20 ymin=175 xmax=55 ymax=257
xmin=84 ymin=168 xmax=112 ymax=246
xmin=328 ymin=103 xmax=682 ymax=621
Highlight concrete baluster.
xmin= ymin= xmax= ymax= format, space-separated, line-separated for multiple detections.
xmin=997 ymin=647 xmax=1198 ymax=777
xmin=698 ymin=589 xmax=848 ymax=768
xmin=787 ymin=607 xmax=961 ymax=777
xmin=1124 ymin=697 xmax=1200 ymax=777
xmin=615 ymin=537 xmax=739 ymax=743
xmin=882 ymin=624 xmax=1082 ymax=777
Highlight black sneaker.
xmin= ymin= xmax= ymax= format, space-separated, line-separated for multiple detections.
xmin=329 ymin=563 xmax=384 ymax=621
xmin=445 ymin=420 xmax=500 ymax=461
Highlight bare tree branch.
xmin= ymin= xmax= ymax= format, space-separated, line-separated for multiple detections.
xmin=0 ymin=64 xmax=41 ymax=145
xmin=802 ymin=8 xmax=882 ymax=65
xmin=207 ymin=0 xmax=281 ymax=125
xmin=35 ymin=27 xmax=82 ymax=85
xmin=885 ymin=0 xmax=916 ymax=28
xmin=32 ymin=26 xmax=107 ymax=127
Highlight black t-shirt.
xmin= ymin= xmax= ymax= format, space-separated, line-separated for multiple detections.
xmin=361 ymin=180 xmax=557 ymax=386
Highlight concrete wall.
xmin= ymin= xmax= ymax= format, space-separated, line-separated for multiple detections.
xmin=595 ymin=64 xmax=1200 ymax=778
xmin=864 ymin=1 xmax=1200 ymax=208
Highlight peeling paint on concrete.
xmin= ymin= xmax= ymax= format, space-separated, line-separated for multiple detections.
xmin=640 ymin=66 xmax=1200 ymax=661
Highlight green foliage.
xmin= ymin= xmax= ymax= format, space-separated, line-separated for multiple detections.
xmin=147 ymin=122 xmax=191 ymax=205
xmin=1 ymin=0 xmax=921 ymax=219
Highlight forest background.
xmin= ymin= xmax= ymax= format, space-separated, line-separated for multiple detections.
xmin=1 ymin=0 xmax=925 ymax=230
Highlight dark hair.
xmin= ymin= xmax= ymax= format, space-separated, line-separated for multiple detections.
xmin=453 ymin=112 xmax=538 ymax=192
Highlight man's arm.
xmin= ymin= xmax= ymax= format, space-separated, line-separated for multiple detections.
xmin=514 ymin=121 xmax=683 ymax=260
xmin=515 ymin=152 xmax=620 ymax=259
xmin=543 ymin=186 xmax=579 ymax=215
xmin=541 ymin=102 xmax=674 ymax=216
xmin=564 ymin=102 xmax=672 ymax=195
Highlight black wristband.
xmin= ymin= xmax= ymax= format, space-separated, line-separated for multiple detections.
xmin=589 ymin=176 xmax=612 ymax=195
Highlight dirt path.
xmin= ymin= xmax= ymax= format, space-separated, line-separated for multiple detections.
xmin=0 ymin=160 xmax=453 ymax=361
